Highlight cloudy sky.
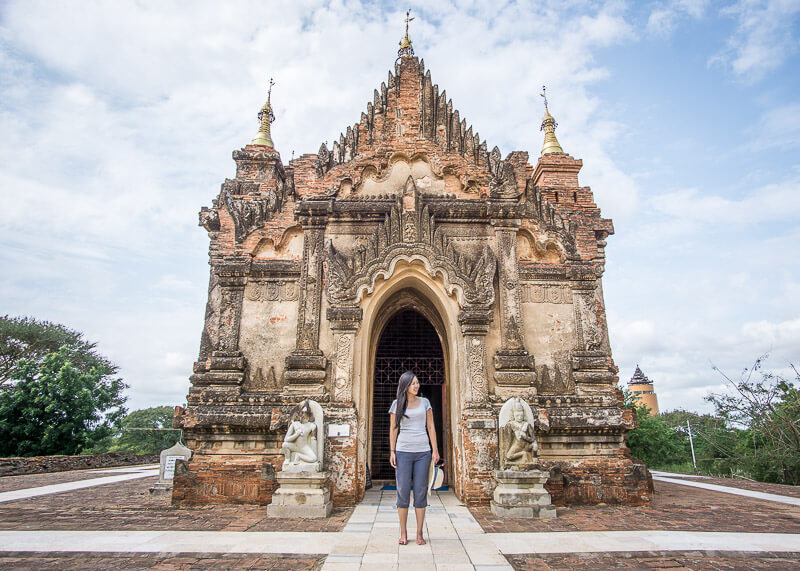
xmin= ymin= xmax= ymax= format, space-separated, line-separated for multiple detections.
xmin=1 ymin=0 xmax=798 ymax=414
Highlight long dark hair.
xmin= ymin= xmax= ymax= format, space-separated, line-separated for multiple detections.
xmin=394 ymin=371 xmax=417 ymax=429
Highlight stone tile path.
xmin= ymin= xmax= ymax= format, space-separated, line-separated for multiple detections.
xmin=0 ymin=529 xmax=340 ymax=554
xmin=0 ymin=464 xmax=157 ymax=493
xmin=490 ymin=530 xmax=800 ymax=554
xmin=507 ymin=553 xmax=800 ymax=570
xmin=321 ymin=488 xmax=512 ymax=570
xmin=0 ymin=467 xmax=159 ymax=503
xmin=0 ymin=553 xmax=324 ymax=570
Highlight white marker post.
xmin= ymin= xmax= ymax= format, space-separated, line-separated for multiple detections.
xmin=687 ymin=420 xmax=697 ymax=471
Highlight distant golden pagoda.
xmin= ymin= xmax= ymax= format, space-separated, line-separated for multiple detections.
xmin=628 ymin=366 xmax=660 ymax=416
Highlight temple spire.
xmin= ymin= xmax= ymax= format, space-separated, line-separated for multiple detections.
xmin=251 ymin=78 xmax=276 ymax=147
xmin=397 ymin=9 xmax=415 ymax=59
xmin=540 ymin=85 xmax=564 ymax=156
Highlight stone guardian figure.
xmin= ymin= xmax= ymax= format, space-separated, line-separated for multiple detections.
xmin=269 ymin=399 xmax=332 ymax=518
xmin=281 ymin=399 xmax=324 ymax=473
xmin=492 ymin=397 xmax=555 ymax=519
xmin=499 ymin=397 xmax=537 ymax=470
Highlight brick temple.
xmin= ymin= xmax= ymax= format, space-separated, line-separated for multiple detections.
xmin=173 ymin=29 xmax=652 ymax=508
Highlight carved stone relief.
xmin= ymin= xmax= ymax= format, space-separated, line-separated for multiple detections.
xmin=537 ymin=363 xmax=574 ymax=394
xmin=218 ymin=170 xmax=290 ymax=243
xmin=245 ymin=365 xmax=280 ymax=391
xmin=520 ymin=283 xmax=573 ymax=304
xmin=198 ymin=273 xmax=221 ymax=361
xmin=296 ymin=227 xmax=325 ymax=352
xmin=325 ymin=198 xmax=496 ymax=308
xmin=332 ymin=333 xmax=355 ymax=402
xmin=495 ymin=229 xmax=524 ymax=351
xmin=574 ymin=290 xmax=602 ymax=351
xmin=466 ymin=336 xmax=489 ymax=404
xmin=217 ymin=285 xmax=245 ymax=353
xmin=245 ymin=280 xmax=300 ymax=302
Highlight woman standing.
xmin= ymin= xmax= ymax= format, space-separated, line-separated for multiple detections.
xmin=389 ymin=371 xmax=440 ymax=546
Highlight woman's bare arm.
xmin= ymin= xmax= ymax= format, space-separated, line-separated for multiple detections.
xmin=426 ymin=409 xmax=440 ymax=464
xmin=389 ymin=413 xmax=398 ymax=468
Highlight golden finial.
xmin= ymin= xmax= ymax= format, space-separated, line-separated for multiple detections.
xmin=540 ymin=85 xmax=563 ymax=155
xmin=251 ymin=78 xmax=276 ymax=147
xmin=397 ymin=9 xmax=415 ymax=58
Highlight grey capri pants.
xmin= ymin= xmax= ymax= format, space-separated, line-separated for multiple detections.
xmin=395 ymin=450 xmax=431 ymax=508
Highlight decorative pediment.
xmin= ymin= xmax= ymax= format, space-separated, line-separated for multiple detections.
xmin=205 ymin=165 xmax=293 ymax=243
xmin=524 ymin=179 xmax=577 ymax=255
xmin=315 ymin=57 xmax=518 ymax=199
xmin=325 ymin=181 xmax=496 ymax=308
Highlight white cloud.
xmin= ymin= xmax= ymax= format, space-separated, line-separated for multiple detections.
xmin=647 ymin=177 xmax=800 ymax=234
xmin=647 ymin=0 xmax=709 ymax=36
xmin=710 ymin=0 xmax=800 ymax=81
xmin=748 ymin=102 xmax=800 ymax=150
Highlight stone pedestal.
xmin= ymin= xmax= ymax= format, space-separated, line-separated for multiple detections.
xmin=267 ymin=470 xmax=332 ymax=519
xmin=490 ymin=469 xmax=556 ymax=519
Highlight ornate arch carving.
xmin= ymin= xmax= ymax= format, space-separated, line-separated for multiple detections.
xmin=325 ymin=187 xmax=496 ymax=309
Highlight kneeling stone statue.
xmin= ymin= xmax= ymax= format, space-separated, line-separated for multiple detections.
xmin=281 ymin=401 xmax=321 ymax=472
xmin=268 ymin=399 xmax=333 ymax=518
xmin=491 ymin=397 xmax=556 ymax=519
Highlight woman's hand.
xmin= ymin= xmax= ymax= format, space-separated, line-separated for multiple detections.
xmin=432 ymin=451 xmax=440 ymax=465
xmin=390 ymin=451 xmax=397 ymax=468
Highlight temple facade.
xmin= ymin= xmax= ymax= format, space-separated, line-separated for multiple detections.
xmin=172 ymin=36 xmax=652 ymax=507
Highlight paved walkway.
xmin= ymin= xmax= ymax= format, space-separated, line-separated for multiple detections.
xmin=0 ymin=465 xmax=159 ymax=504
xmin=1 ymin=469 xmax=800 ymax=569
xmin=322 ymin=488 xmax=511 ymax=570
xmin=652 ymin=472 xmax=800 ymax=507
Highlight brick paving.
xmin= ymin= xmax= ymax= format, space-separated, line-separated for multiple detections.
xmin=0 ymin=474 xmax=352 ymax=532
xmin=0 ymin=553 xmax=324 ymax=570
xmin=505 ymin=553 xmax=800 ymax=570
xmin=472 ymin=480 xmax=800 ymax=534
xmin=3 ymin=468 xmax=800 ymax=569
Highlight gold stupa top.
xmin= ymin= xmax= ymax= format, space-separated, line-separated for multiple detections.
xmin=540 ymin=85 xmax=564 ymax=156
xmin=397 ymin=10 xmax=415 ymax=58
xmin=251 ymin=78 xmax=276 ymax=147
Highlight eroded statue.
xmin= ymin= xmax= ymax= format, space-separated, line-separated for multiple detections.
xmin=281 ymin=399 xmax=324 ymax=472
xmin=498 ymin=397 xmax=538 ymax=470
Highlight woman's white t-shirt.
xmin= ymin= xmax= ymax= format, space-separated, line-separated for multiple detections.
xmin=389 ymin=397 xmax=432 ymax=453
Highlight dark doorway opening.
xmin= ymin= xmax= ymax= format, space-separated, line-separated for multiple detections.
xmin=371 ymin=309 xmax=445 ymax=480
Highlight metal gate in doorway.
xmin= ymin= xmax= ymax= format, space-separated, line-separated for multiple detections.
xmin=371 ymin=310 xmax=445 ymax=480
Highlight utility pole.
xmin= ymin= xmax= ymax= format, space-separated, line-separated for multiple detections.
xmin=687 ymin=419 xmax=697 ymax=471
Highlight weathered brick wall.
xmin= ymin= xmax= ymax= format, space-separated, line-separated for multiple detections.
xmin=0 ymin=453 xmax=158 ymax=477
xmin=543 ymin=457 xmax=653 ymax=506
xmin=172 ymin=453 xmax=280 ymax=505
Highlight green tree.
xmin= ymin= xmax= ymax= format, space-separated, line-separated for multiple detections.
xmin=0 ymin=315 xmax=117 ymax=387
xmin=620 ymin=388 xmax=689 ymax=468
xmin=707 ymin=356 xmax=800 ymax=484
xmin=659 ymin=409 xmax=735 ymax=472
xmin=626 ymin=407 xmax=688 ymax=468
xmin=0 ymin=347 xmax=127 ymax=456
xmin=109 ymin=406 xmax=181 ymax=454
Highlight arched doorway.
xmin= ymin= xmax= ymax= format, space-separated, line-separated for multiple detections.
xmin=370 ymin=309 xmax=446 ymax=480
